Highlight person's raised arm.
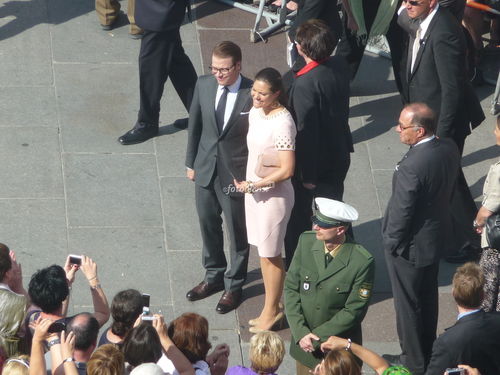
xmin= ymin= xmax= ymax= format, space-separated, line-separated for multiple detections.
xmin=29 ymin=318 xmax=54 ymax=375
xmin=321 ymin=336 xmax=389 ymax=375
xmin=153 ymin=315 xmax=195 ymax=375
xmin=80 ymin=255 xmax=110 ymax=327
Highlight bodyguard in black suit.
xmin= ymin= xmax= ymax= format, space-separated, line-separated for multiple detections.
xmin=382 ymin=104 xmax=460 ymax=375
xmin=185 ymin=42 xmax=252 ymax=314
xmin=284 ymin=20 xmax=353 ymax=268
xmin=425 ymin=263 xmax=500 ymax=375
xmin=118 ymin=0 xmax=198 ymax=145
xmin=398 ymin=0 xmax=485 ymax=262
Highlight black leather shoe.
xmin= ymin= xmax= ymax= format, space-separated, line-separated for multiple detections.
xmin=118 ymin=127 xmax=158 ymax=145
xmin=216 ymin=290 xmax=241 ymax=314
xmin=186 ymin=281 xmax=224 ymax=302
xmin=445 ymin=245 xmax=481 ymax=264
xmin=382 ymin=354 xmax=404 ymax=366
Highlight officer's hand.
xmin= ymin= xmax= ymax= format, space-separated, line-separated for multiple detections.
xmin=186 ymin=168 xmax=195 ymax=181
xmin=299 ymin=333 xmax=319 ymax=352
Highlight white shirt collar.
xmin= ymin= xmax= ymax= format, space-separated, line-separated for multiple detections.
xmin=413 ymin=135 xmax=435 ymax=147
xmin=419 ymin=3 xmax=439 ymax=38
xmin=218 ymin=74 xmax=241 ymax=93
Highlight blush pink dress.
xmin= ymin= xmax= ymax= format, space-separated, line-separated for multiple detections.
xmin=245 ymin=106 xmax=296 ymax=258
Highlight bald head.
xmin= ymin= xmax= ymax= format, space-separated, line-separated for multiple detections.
xmin=403 ymin=103 xmax=437 ymax=135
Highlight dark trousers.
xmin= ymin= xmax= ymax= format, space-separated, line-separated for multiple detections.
xmin=448 ymin=134 xmax=481 ymax=254
xmin=137 ymin=28 xmax=197 ymax=128
xmin=284 ymin=164 xmax=349 ymax=269
xmin=385 ymin=254 xmax=439 ymax=375
xmin=195 ymin=174 xmax=249 ymax=292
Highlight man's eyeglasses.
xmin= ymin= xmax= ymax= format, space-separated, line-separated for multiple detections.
xmin=397 ymin=124 xmax=421 ymax=131
xmin=209 ymin=65 xmax=235 ymax=75
xmin=403 ymin=0 xmax=423 ymax=6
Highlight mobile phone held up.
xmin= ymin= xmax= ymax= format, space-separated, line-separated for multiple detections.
xmin=445 ymin=368 xmax=465 ymax=375
xmin=69 ymin=254 xmax=82 ymax=266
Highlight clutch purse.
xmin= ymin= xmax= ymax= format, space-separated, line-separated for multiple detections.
xmin=255 ymin=152 xmax=281 ymax=178
xmin=485 ymin=213 xmax=500 ymax=250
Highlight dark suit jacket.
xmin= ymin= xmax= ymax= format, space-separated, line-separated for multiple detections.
xmin=285 ymin=232 xmax=375 ymax=369
xmin=288 ymin=57 xmax=353 ymax=185
xmin=425 ymin=311 xmax=500 ymax=375
xmin=382 ymin=138 xmax=460 ymax=267
xmin=185 ymin=74 xmax=252 ymax=194
xmin=135 ymin=0 xmax=189 ymax=32
xmin=398 ymin=8 xmax=484 ymax=140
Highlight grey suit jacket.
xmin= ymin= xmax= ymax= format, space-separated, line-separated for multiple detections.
xmin=185 ymin=74 xmax=253 ymax=195
xmin=382 ymin=138 xmax=460 ymax=267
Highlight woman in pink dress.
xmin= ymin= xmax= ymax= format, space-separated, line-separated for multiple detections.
xmin=234 ymin=68 xmax=296 ymax=333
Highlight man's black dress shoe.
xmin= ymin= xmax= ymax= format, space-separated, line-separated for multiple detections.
xmin=186 ymin=281 xmax=224 ymax=302
xmin=118 ymin=127 xmax=158 ymax=145
xmin=445 ymin=245 xmax=481 ymax=264
xmin=382 ymin=354 xmax=404 ymax=366
xmin=216 ymin=290 xmax=241 ymax=314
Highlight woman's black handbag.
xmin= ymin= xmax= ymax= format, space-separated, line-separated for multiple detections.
xmin=485 ymin=214 xmax=500 ymax=249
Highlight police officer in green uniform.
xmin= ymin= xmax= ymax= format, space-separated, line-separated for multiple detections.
xmin=284 ymin=198 xmax=375 ymax=375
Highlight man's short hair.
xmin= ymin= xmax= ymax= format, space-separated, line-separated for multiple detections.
xmin=212 ymin=41 xmax=242 ymax=64
xmin=28 ymin=265 xmax=69 ymax=313
xmin=295 ymin=19 xmax=338 ymax=62
xmin=0 ymin=243 xmax=12 ymax=282
xmin=405 ymin=103 xmax=437 ymax=134
xmin=452 ymin=262 xmax=485 ymax=309
xmin=67 ymin=313 xmax=100 ymax=351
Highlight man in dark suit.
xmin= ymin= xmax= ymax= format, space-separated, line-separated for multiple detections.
xmin=382 ymin=103 xmax=460 ymax=375
xmin=425 ymin=262 xmax=500 ymax=375
xmin=118 ymin=0 xmax=198 ymax=145
xmin=285 ymin=198 xmax=375 ymax=375
xmin=397 ymin=0 xmax=485 ymax=262
xmin=184 ymin=41 xmax=252 ymax=314
xmin=284 ymin=19 xmax=353 ymax=269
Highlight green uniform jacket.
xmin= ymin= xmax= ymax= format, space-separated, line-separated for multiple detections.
xmin=284 ymin=232 xmax=375 ymax=368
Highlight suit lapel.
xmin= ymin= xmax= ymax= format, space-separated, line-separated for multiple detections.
xmin=209 ymin=78 xmax=219 ymax=133
xmin=220 ymin=76 xmax=251 ymax=138
xmin=312 ymin=239 xmax=325 ymax=272
xmin=317 ymin=241 xmax=353 ymax=283
xmin=409 ymin=10 xmax=440 ymax=80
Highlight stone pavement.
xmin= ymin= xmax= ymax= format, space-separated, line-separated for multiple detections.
xmin=0 ymin=0 xmax=498 ymax=372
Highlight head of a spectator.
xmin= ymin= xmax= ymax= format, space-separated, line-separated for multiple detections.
xmin=129 ymin=363 xmax=164 ymax=375
xmin=249 ymin=331 xmax=285 ymax=374
xmin=28 ymin=265 xmax=68 ymax=314
xmin=317 ymin=350 xmax=361 ymax=375
xmin=110 ymin=289 xmax=143 ymax=339
xmin=452 ymin=262 xmax=485 ymax=310
xmin=312 ymin=198 xmax=358 ymax=243
xmin=67 ymin=313 xmax=100 ymax=361
xmin=211 ymin=41 xmax=242 ymax=87
xmin=122 ymin=324 xmax=162 ymax=368
xmin=168 ymin=313 xmax=212 ymax=364
xmin=404 ymin=0 xmax=437 ymax=20
xmin=397 ymin=103 xmax=436 ymax=146
xmin=295 ymin=19 xmax=338 ymax=62
xmin=87 ymin=344 xmax=124 ymax=375
xmin=2 ymin=355 xmax=29 ymax=375
xmin=0 ymin=243 xmax=12 ymax=284
xmin=253 ymin=68 xmax=287 ymax=109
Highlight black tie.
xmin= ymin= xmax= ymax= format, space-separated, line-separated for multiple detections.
xmin=216 ymin=86 xmax=228 ymax=134
xmin=325 ymin=253 xmax=333 ymax=268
